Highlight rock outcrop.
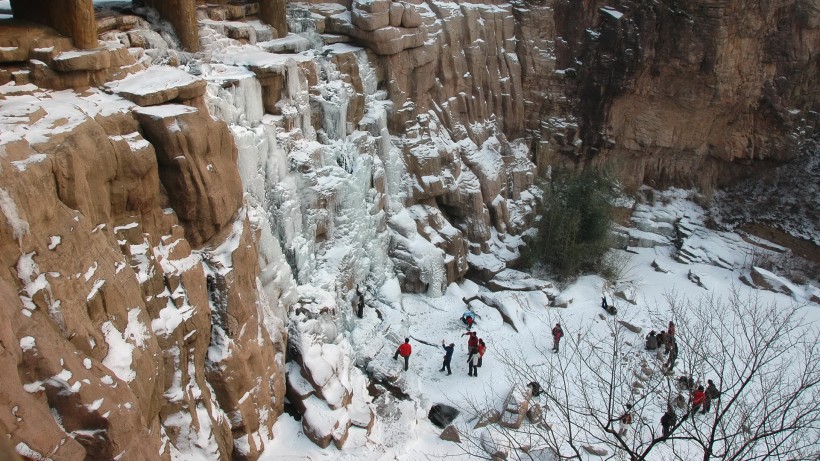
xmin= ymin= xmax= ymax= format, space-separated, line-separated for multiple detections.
xmin=0 ymin=78 xmax=285 ymax=459
xmin=529 ymin=0 xmax=819 ymax=190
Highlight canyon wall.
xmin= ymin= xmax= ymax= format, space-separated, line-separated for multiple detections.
xmin=530 ymin=0 xmax=819 ymax=190
xmin=0 ymin=0 xmax=816 ymax=459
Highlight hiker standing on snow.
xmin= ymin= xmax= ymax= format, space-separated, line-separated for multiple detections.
xmin=477 ymin=338 xmax=486 ymax=367
xmin=664 ymin=340 xmax=678 ymax=370
xmin=645 ymin=331 xmax=659 ymax=350
xmin=463 ymin=331 xmax=478 ymax=351
xmin=702 ymin=380 xmax=720 ymax=414
xmin=618 ymin=404 xmax=633 ymax=436
xmin=393 ymin=338 xmax=412 ymax=371
xmin=440 ymin=341 xmax=454 ymax=375
xmin=552 ymin=323 xmax=564 ymax=352
xmin=691 ymin=385 xmax=707 ymax=414
xmin=467 ymin=346 xmax=480 ymax=377
xmin=666 ymin=321 xmax=676 ymax=347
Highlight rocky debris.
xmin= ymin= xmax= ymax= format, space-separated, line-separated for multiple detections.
xmin=440 ymin=425 xmax=461 ymax=443
xmin=526 ymin=403 xmax=543 ymax=424
xmin=429 ymin=404 xmax=460 ymax=429
xmin=618 ymin=320 xmax=642 ymax=334
xmin=688 ymin=270 xmax=707 ymax=289
xmin=651 ymin=259 xmax=671 ymax=273
xmin=498 ymin=385 xmax=532 ymax=429
xmin=745 ymin=267 xmax=798 ymax=297
xmin=474 ymin=409 xmax=501 ymax=429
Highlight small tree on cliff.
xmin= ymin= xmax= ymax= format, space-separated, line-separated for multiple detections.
xmin=528 ymin=167 xmax=619 ymax=279
xmin=457 ymin=289 xmax=820 ymax=460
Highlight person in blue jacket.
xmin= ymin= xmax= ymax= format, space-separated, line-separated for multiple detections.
xmin=440 ymin=341 xmax=455 ymax=375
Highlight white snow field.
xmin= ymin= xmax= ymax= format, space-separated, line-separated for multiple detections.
xmin=260 ymin=190 xmax=820 ymax=460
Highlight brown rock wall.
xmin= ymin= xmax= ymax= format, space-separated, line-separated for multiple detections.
xmin=134 ymin=105 xmax=243 ymax=248
xmin=525 ymin=0 xmax=820 ymax=189
xmin=0 ymin=87 xmax=283 ymax=459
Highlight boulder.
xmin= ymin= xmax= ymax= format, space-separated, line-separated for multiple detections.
xmin=401 ymin=6 xmax=423 ymax=28
xmin=105 ymin=66 xmax=206 ymax=106
xmin=749 ymin=266 xmax=796 ymax=295
xmin=429 ymin=404 xmax=460 ymax=428
xmin=440 ymin=425 xmax=461 ymax=443
xmin=498 ymin=386 xmax=532 ymax=429
xmin=526 ymin=403 xmax=543 ymax=424
xmin=474 ymin=409 xmax=501 ymax=429
xmin=618 ymin=320 xmax=642 ymax=334
xmin=351 ymin=7 xmax=390 ymax=31
xmin=52 ymin=49 xmax=111 ymax=72
xmin=389 ymin=3 xmax=405 ymax=27
xmin=651 ymin=259 xmax=671 ymax=273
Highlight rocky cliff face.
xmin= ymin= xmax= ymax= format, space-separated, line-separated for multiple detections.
xmin=529 ymin=0 xmax=819 ymax=190
xmin=0 ymin=75 xmax=287 ymax=459
xmin=0 ymin=0 xmax=816 ymax=459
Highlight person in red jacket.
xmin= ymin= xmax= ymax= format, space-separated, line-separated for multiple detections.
xmin=552 ymin=323 xmax=564 ymax=352
xmin=477 ymin=338 xmax=486 ymax=367
xmin=393 ymin=338 xmax=412 ymax=371
xmin=691 ymin=385 xmax=706 ymax=414
xmin=462 ymin=331 xmax=478 ymax=351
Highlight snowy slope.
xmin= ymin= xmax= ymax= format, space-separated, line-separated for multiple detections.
xmin=260 ymin=191 xmax=819 ymax=460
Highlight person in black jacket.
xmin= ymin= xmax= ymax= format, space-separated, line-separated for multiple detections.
xmin=440 ymin=341 xmax=455 ymax=375
xmin=660 ymin=405 xmax=676 ymax=437
xmin=356 ymin=285 xmax=365 ymax=318
xmin=702 ymin=379 xmax=721 ymax=414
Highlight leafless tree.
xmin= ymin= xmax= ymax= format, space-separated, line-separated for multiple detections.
xmin=456 ymin=289 xmax=820 ymax=461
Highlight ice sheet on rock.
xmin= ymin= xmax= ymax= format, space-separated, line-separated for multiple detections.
xmin=132 ymin=104 xmax=198 ymax=119
xmin=106 ymin=66 xmax=201 ymax=97
xmin=0 ymin=189 xmax=30 ymax=243
xmin=214 ymin=46 xmax=314 ymax=71
xmin=258 ymin=34 xmax=313 ymax=53
xmin=600 ymin=7 xmax=624 ymax=19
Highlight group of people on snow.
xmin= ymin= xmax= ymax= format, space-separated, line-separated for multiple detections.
xmin=645 ymin=321 xmax=678 ymax=370
xmin=393 ymin=297 xmax=488 ymax=377
xmin=642 ymin=320 xmax=723 ymax=438
xmin=460 ymin=331 xmax=486 ymax=376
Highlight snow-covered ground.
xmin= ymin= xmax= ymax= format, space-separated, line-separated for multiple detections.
xmin=261 ymin=191 xmax=819 ymax=460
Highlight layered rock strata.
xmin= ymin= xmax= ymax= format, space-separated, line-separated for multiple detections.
xmin=0 ymin=74 xmax=286 ymax=459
